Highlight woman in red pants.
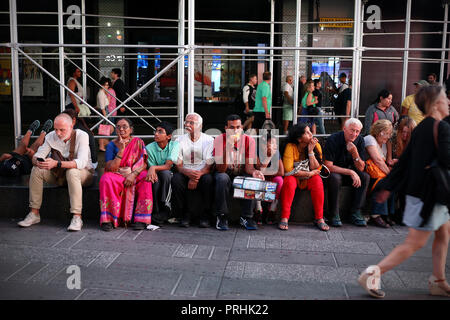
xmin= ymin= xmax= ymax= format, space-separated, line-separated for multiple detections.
xmin=280 ymin=123 xmax=329 ymax=231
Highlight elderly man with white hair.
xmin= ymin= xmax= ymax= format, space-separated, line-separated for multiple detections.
xmin=18 ymin=113 xmax=94 ymax=231
xmin=323 ymin=118 xmax=370 ymax=227
xmin=171 ymin=113 xmax=215 ymax=228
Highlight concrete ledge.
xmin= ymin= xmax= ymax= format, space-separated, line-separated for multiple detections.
xmin=0 ymin=170 xmax=370 ymax=223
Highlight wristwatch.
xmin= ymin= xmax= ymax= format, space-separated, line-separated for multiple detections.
xmin=57 ymin=160 xmax=62 ymax=168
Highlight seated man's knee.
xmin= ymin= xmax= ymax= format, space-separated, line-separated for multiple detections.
xmin=200 ymin=173 xmax=213 ymax=185
xmin=159 ymin=170 xmax=173 ymax=181
xmin=66 ymin=168 xmax=80 ymax=179
xmin=359 ymin=171 xmax=370 ymax=185
xmin=215 ymin=172 xmax=230 ymax=186
xmin=328 ymin=173 xmax=342 ymax=186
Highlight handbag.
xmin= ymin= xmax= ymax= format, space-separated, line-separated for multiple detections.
xmin=98 ymin=124 xmax=111 ymax=136
xmin=365 ymin=158 xmax=387 ymax=192
xmin=50 ymin=130 xmax=76 ymax=186
xmin=425 ymin=120 xmax=450 ymax=206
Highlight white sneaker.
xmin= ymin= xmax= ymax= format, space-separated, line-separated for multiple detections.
xmin=18 ymin=212 xmax=41 ymax=227
xmin=67 ymin=215 xmax=83 ymax=231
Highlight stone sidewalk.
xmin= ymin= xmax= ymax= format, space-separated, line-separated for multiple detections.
xmin=0 ymin=217 xmax=449 ymax=300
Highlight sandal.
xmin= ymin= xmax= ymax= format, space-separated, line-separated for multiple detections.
xmin=278 ymin=220 xmax=288 ymax=231
xmin=314 ymin=219 xmax=330 ymax=232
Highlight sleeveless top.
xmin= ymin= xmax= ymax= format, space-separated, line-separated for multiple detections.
xmin=65 ymin=77 xmax=84 ymax=106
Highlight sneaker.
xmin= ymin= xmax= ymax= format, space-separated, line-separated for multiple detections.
xmin=240 ymin=217 xmax=258 ymax=230
xmin=17 ymin=212 xmax=40 ymax=227
xmin=41 ymin=119 xmax=53 ymax=134
xmin=179 ymin=219 xmax=190 ymax=228
xmin=199 ymin=219 xmax=210 ymax=228
xmin=216 ymin=215 xmax=229 ymax=231
xmin=132 ymin=222 xmax=147 ymax=230
xmin=167 ymin=217 xmax=180 ymax=224
xmin=67 ymin=215 xmax=83 ymax=231
xmin=28 ymin=120 xmax=40 ymax=135
xmin=351 ymin=212 xmax=367 ymax=227
xmin=101 ymin=222 xmax=113 ymax=232
xmin=330 ymin=215 xmax=343 ymax=227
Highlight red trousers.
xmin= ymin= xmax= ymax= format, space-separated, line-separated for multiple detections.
xmin=280 ymin=175 xmax=324 ymax=220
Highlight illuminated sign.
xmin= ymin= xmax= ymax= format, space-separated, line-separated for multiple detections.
xmin=319 ymin=18 xmax=353 ymax=28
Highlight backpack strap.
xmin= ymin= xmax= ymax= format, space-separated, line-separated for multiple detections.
xmin=69 ymin=130 xmax=77 ymax=161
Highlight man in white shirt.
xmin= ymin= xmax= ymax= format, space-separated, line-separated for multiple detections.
xmin=171 ymin=113 xmax=214 ymax=228
xmin=18 ymin=113 xmax=94 ymax=231
xmin=282 ymin=75 xmax=294 ymax=135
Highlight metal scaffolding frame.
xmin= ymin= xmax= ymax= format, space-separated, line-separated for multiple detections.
xmin=3 ymin=0 xmax=449 ymax=145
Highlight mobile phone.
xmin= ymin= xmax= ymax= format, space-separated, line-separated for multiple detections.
xmin=36 ymin=157 xmax=45 ymax=162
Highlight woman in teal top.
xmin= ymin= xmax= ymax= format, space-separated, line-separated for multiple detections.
xmin=299 ymin=80 xmax=318 ymax=134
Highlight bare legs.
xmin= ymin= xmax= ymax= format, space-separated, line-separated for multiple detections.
xmin=377 ymin=221 xmax=449 ymax=283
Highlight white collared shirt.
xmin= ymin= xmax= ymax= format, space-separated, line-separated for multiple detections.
xmin=175 ymin=132 xmax=214 ymax=171
xmin=34 ymin=129 xmax=93 ymax=170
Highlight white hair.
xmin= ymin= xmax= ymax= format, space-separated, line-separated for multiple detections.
xmin=344 ymin=118 xmax=363 ymax=129
xmin=185 ymin=112 xmax=203 ymax=126
xmin=54 ymin=113 xmax=73 ymax=125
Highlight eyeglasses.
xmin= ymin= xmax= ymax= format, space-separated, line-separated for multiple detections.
xmin=184 ymin=120 xmax=198 ymax=125
xmin=116 ymin=125 xmax=130 ymax=130
xmin=380 ymin=131 xmax=392 ymax=138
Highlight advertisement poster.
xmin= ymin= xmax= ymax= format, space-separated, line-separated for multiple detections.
xmin=22 ymin=47 xmax=43 ymax=96
xmin=0 ymin=47 xmax=11 ymax=95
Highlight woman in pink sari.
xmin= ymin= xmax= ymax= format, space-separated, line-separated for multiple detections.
xmin=99 ymin=118 xmax=153 ymax=231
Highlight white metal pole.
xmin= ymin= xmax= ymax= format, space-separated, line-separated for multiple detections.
xmin=82 ymin=0 xmax=87 ymax=99
xmin=351 ymin=0 xmax=362 ymax=118
xmin=401 ymin=0 xmax=412 ymax=102
xmin=269 ymin=0 xmax=274 ymax=94
xmin=9 ymin=0 xmax=21 ymax=148
xmin=58 ymin=0 xmax=65 ymax=112
xmin=440 ymin=3 xmax=448 ymax=86
xmin=293 ymin=0 xmax=301 ymax=125
xmin=178 ymin=0 xmax=185 ymax=130
xmin=187 ymin=0 xmax=195 ymax=115
xmin=356 ymin=2 xmax=364 ymax=119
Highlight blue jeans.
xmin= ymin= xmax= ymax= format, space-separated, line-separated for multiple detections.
xmin=372 ymin=191 xmax=395 ymax=216
xmin=298 ymin=108 xmax=325 ymax=134
xmin=314 ymin=108 xmax=325 ymax=134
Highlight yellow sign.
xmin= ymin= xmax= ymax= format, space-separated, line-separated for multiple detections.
xmin=0 ymin=47 xmax=11 ymax=95
xmin=319 ymin=18 xmax=353 ymax=28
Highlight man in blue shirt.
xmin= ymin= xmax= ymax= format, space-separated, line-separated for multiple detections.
xmin=145 ymin=121 xmax=179 ymax=225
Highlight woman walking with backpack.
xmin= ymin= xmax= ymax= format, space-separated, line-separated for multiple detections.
xmin=358 ymin=85 xmax=450 ymax=298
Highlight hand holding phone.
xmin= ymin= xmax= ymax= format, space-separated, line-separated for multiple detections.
xmin=36 ymin=157 xmax=45 ymax=162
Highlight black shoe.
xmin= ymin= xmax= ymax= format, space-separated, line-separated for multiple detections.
xmin=384 ymin=216 xmax=396 ymax=226
xmin=101 ymin=222 xmax=113 ymax=232
xmin=240 ymin=217 xmax=258 ymax=230
xmin=41 ymin=119 xmax=53 ymax=134
xmin=132 ymin=222 xmax=147 ymax=230
xmin=180 ymin=219 xmax=190 ymax=228
xmin=216 ymin=215 xmax=229 ymax=231
xmin=28 ymin=120 xmax=40 ymax=135
xmin=369 ymin=216 xmax=390 ymax=228
xmin=199 ymin=219 xmax=210 ymax=228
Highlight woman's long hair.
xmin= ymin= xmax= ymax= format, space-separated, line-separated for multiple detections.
xmin=395 ymin=116 xmax=416 ymax=157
